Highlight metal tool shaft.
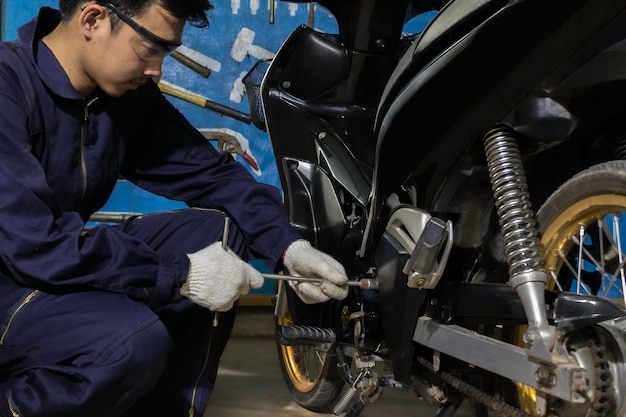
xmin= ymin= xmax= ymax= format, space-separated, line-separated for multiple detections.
xmin=262 ymin=273 xmax=378 ymax=290
xmin=213 ymin=217 xmax=231 ymax=328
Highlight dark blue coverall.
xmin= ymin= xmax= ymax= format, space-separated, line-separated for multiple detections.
xmin=0 ymin=7 xmax=301 ymax=417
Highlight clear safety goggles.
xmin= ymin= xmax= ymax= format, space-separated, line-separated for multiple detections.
xmin=96 ymin=1 xmax=182 ymax=62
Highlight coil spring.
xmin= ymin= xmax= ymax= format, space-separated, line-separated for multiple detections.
xmin=333 ymin=386 xmax=359 ymax=415
xmin=483 ymin=125 xmax=543 ymax=277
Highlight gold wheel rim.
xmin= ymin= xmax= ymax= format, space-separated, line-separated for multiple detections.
xmin=277 ymin=316 xmax=324 ymax=393
xmin=515 ymin=193 xmax=626 ymax=414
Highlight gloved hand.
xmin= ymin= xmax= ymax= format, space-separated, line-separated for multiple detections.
xmin=181 ymin=242 xmax=264 ymax=311
xmin=283 ymin=239 xmax=349 ymax=304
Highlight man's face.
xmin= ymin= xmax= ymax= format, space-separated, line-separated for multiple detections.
xmin=86 ymin=2 xmax=185 ymax=97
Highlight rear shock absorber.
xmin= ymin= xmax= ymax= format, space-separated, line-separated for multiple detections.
xmin=483 ymin=125 xmax=554 ymax=361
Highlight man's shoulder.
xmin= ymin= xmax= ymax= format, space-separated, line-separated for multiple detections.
xmin=0 ymin=39 xmax=24 ymax=57
xmin=0 ymin=37 xmax=31 ymax=67
xmin=0 ymin=41 xmax=32 ymax=86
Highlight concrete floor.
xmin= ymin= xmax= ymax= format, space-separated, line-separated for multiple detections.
xmin=203 ymin=307 xmax=480 ymax=417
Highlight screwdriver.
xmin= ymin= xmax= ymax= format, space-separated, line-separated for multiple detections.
xmin=262 ymin=273 xmax=379 ymax=290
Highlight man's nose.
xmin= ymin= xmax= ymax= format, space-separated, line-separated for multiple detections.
xmin=143 ymin=59 xmax=164 ymax=79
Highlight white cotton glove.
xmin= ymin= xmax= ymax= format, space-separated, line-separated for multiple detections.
xmin=283 ymin=240 xmax=349 ymax=304
xmin=181 ymin=242 xmax=264 ymax=311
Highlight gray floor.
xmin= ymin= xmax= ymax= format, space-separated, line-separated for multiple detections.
xmin=203 ymin=307 xmax=478 ymax=417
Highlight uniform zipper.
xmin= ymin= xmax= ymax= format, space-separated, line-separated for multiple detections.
xmin=188 ymin=326 xmax=216 ymax=417
xmin=8 ymin=395 xmax=19 ymax=417
xmin=0 ymin=290 xmax=38 ymax=346
xmin=2 ymin=290 xmax=38 ymax=416
xmin=79 ymin=97 xmax=99 ymax=202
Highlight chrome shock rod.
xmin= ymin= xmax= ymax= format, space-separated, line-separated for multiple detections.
xmin=483 ymin=125 xmax=554 ymax=362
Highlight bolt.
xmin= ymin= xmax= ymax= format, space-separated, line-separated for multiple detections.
xmin=534 ymin=367 xmax=555 ymax=387
xmin=523 ymin=329 xmax=536 ymax=347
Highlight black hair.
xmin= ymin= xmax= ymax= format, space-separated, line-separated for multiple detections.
xmin=59 ymin=0 xmax=213 ymax=28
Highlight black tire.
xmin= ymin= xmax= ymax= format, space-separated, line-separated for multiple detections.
xmin=536 ymin=160 xmax=626 ymax=302
xmin=274 ymin=283 xmax=346 ymax=412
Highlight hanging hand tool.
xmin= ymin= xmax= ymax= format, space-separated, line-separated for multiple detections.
xmin=170 ymin=50 xmax=211 ymax=78
xmin=171 ymin=44 xmax=222 ymax=75
xmin=158 ymin=80 xmax=252 ymax=124
xmin=230 ymin=28 xmax=275 ymax=63
xmin=307 ymin=3 xmax=315 ymax=28
xmin=199 ymin=128 xmax=260 ymax=173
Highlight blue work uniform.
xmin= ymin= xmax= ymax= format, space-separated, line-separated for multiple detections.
xmin=0 ymin=7 xmax=300 ymax=417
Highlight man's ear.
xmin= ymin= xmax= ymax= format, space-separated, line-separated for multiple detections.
xmin=78 ymin=3 xmax=109 ymax=40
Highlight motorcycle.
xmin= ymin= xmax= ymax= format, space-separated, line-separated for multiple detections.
xmin=241 ymin=0 xmax=626 ymax=416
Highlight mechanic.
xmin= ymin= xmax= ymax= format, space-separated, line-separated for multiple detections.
xmin=0 ymin=1 xmax=349 ymax=416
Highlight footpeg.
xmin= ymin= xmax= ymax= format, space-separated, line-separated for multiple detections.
xmin=278 ymin=325 xmax=335 ymax=346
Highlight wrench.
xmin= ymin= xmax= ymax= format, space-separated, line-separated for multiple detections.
xmin=262 ymin=273 xmax=379 ymax=290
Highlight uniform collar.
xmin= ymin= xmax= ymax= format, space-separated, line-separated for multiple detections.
xmin=17 ymin=7 xmax=85 ymax=100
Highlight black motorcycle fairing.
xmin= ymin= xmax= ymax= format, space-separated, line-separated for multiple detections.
xmin=502 ymin=19 xmax=626 ymax=146
xmin=260 ymin=25 xmax=405 ymax=259
xmin=378 ymin=0 xmax=508 ymax=119
xmin=298 ymin=0 xmax=413 ymax=53
xmin=261 ymin=26 xmax=394 ymax=173
xmin=373 ymin=0 xmax=626 ymax=211
xmin=273 ymin=28 xmax=349 ymax=101
xmin=281 ymin=157 xmax=347 ymax=253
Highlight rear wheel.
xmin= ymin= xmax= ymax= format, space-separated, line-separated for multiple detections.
xmin=538 ymin=161 xmax=626 ymax=303
xmin=513 ymin=160 xmax=626 ymax=416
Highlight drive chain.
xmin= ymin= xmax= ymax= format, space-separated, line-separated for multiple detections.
xmin=417 ymin=356 xmax=534 ymax=417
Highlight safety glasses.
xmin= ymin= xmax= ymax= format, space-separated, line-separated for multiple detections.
xmin=96 ymin=1 xmax=182 ymax=62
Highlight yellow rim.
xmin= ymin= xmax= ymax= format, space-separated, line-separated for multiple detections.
xmin=277 ymin=316 xmax=325 ymax=393
xmin=515 ymin=193 xmax=626 ymax=414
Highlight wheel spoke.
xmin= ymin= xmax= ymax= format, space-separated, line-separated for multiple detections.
xmin=550 ymin=269 xmax=564 ymax=291
xmin=612 ymin=214 xmax=626 ymax=305
xmin=552 ymin=213 xmax=626 ymax=300
xmin=557 ymin=249 xmax=592 ymax=295
xmin=577 ymin=226 xmax=584 ymax=294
